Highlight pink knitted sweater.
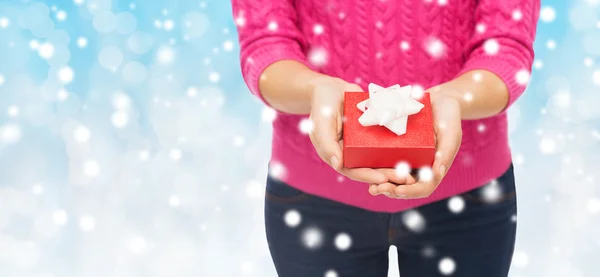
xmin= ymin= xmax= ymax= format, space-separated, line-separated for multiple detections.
xmin=232 ymin=0 xmax=539 ymax=212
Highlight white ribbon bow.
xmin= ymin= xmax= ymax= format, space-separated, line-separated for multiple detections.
xmin=357 ymin=83 xmax=425 ymax=136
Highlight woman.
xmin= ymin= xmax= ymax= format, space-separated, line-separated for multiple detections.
xmin=232 ymin=1 xmax=539 ymax=276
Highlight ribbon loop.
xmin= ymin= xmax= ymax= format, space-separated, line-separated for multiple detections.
xmin=356 ymin=83 xmax=425 ymax=135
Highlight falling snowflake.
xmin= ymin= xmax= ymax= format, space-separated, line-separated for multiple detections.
xmin=52 ymin=209 xmax=68 ymax=225
xmin=223 ymin=40 xmax=234 ymax=51
xmin=83 ymin=160 xmax=101 ymax=177
xmin=0 ymin=17 xmax=9 ymax=28
xmin=169 ymin=195 xmax=181 ymax=207
xmin=437 ymin=0 xmax=448 ymax=6
xmin=7 ymin=105 xmax=19 ymax=117
xmin=267 ymin=21 xmax=278 ymax=31
xmin=241 ymin=261 xmax=253 ymax=273
xmin=139 ymin=150 xmax=150 ymax=161
xmin=402 ymin=210 xmax=426 ymax=232
xmin=334 ymin=233 xmax=352 ymax=251
xmin=299 ymin=118 xmax=314 ymax=134
xmin=111 ymin=111 xmax=129 ymax=128
xmin=262 ymin=107 xmax=277 ymax=122
xmin=400 ymin=41 xmax=410 ymax=51
xmin=324 ymin=270 xmax=338 ymax=277
xmin=472 ymin=72 xmax=483 ymax=82
xmin=163 ymin=19 xmax=175 ymax=31
xmin=73 ymin=125 xmax=91 ymax=142
xmin=463 ymin=92 xmax=474 ymax=102
xmin=483 ymin=39 xmax=500 ymax=55
xmin=539 ymin=137 xmax=557 ymax=154
xmin=425 ymin=37 xmax=446 ymax=59
xmin=540 ymin=6 xmax=556 ymax=23
xmin=169 ymin=149 xmax=182 ymax=161
xmin=512 ymin=10 xmax=523 ymax=21
xmin=301 ymin=227 xmax=324 ymax=249
xmin=475 ymin=23 xmax=486 ymax=33
xmin=447 ymin=196 xmax=465 ymax=213
xmin=477 ymin=123 xmax=486 ymax=133
xmin=546 ymin=40 xmax=556 ymax=49
xmin=320 ymin=106 xmax=333 ymax=118
xmin=411 ymin=85 xmax=424 ymax=99
xmin=534 ymin=60 xmax=544 ymax=69
xmin=584 ymin=57 xmax=595 ymax=67
xmin=313 ymin=24 xmax=324 ymax=35
xmin=418 ymin=167 xmax=433 ymax=182
xmin=269 ymin=162 xmax=286 ymax=180
xmin=395 ymin=161 xmax=412 ymax=177
xmin=58 ymin=66 xmax=75 ymax=84
xmin=56 ymin=10 xmax=67 ymax=21
xmin=245 ymin=179 xmax=263 ymax=198
xmin=32 ymin=184 xmax=44 ymax=195
xmin=209 ymin=72 xmax=221 ymax=83
xmin=127 ymin=236 xmax=147 ymax=254
xmin=515 ymin=70 xmax=530 ymax=85
xmin=79 ymin=215 xmax=96 ymax=232
xmin=284 ymin=210 xmax=302 ymax=227
xmin=480 ymin=180 xmax=502 ymax=203
xmin=587 ymin=198 xmax=600 ymax=214
xmin=438 ymin=257 xmax=456 ymax=275
xmin=308 ymin=47 xmax=328 ymax=67
xmin=592 ymin=71 xmax=600 ymax=86
xmin=1 ymin=124 xmax=22 ymax=143
xmin=38 ymin=43 xmax=55 ymax=59
xmin=156 ymin=46 xmax=175 ymax=64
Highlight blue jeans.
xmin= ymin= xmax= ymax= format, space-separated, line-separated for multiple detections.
xmin=264 ymin=165 xmax=517 ymax=277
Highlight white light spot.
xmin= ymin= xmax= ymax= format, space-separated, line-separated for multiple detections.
xmin=411 ymin=85 xmax=424 ymax=99
xmin=163 ymin=19 xmax=174 ymax=31
xmin=138 ymin=150 xmax=150 ymax=161
xmin=463 ymin=92 xmax=473 ymax=102
xmin=308 ymin=48 xmax=328 ymax=67
xmin=395 ymin=161 xmax=412 ymax=177
xmin=32 ymin=183 xmax=44 ymax=195
xmin=57 ymin=89 xmax=68 ymax=100
xmin=0 ymin=74 xmax=4 ymax=86
xmin=56 ymin=10 xmax=67 ymax=21
xmin=74 ymin=0 xmax=84 ymax=6
xmin=235 ymin=16 xmax=246 ymax=27
xmin=169 ymin=149 xmax=182 ymax=161
xmin=313 ymin=24 xmax=324 ymax=35
xmin=29 ymin=40 xmax=40 ymax=49
xmin=0 ymin=17 xmax=9 ymax=28
xmin=299 ymin=118 xmax=314 ymax=134
xmin=448 ymin=196 xmax=465 ymax=213
xmin=376 ymin=51 xmax=383 ymax=59
xmin=302 ymin=227 xmax=324 ymax=249
xmin=38 ymin=43 xmax=55 ymax=59
xmin=375 ymin=21 xmax=383 ymax=28
xmin=476 ymin=23 xmax=486 ymax=33
xmin=481 ymin=180 xmax=502 ymax=203
xmin=112 ymin=93 xmax=131 ymax=110
xmin=169 ymin=195 xmax=181 ymax=207
xmin=53 ymin=209 xmax=68 ymax=225
xmin=241 ymin=261 xmax=253 ymax=273
xmin=127 ymin=236 xmax=147 ymax=254
xmin=321 ymin=106 xmax=333 ymax=118
xmin=262 ymin=107 xmax=277 ymax=122
xmin=269 ymin=162 xmax=286 ymax=180
xmin=425 ymin=37 xmax=446 ymax=58
xmin=534 ymin=60 xmax=543 ymax=69
xmin=334 ymin=233 xmax=352 ymax=251
xmin=73 ymin=125 xmax=91 ymax=142
xmin=584 ymin=57 xmax=594 ymax=67
xmin=540 ymin=6 xmax=556 ymax=23
xmin=512 ymin=251 xmax=529 ymax=268
xmin=592 ymin=71 xmax=600 ymax=86
xmin=208 ymin=72 xmax=220 ymax=83
xmin=483 ymin=39 xmax=500 ymax=55
xmin=539 ymin=137 xmax=557 ymax=154
xmin=438 ymin=257 xmax=456 ymax=275
xmin=111 ymin=111 xmax=129 ymax=128
xmin=546 ymin=40 xmax=556 ymax=49
xmin=511 ymin=214 xmax=517 ymax=222
xmin=223 ymin=40 xmax=234 ymax=51
xmin=515 ymin=70 xmax=530 ymax=85
xmin=587 ymin=198 xmax=600 ymax=214
xmin=83 ymin=160 xmax=101 ymax=177
xmin=58 ymin=66 xmax=74 ymax=84
xmin=79 ymin=215 xmax=96 ymax=232
xmin=76 ymin=37 xmax=88 ymax=48
xmin=400 ymin=41 xmax=410 ymax=51
xmin=234 ymin=136 xmax=245 ymax=147
xmin=268 ymin=21 xmax=278 ymax=31
xmin=1 ymin=124 xmax=21 ymax=143
xmin=473 ymin=72 xmax=483 ymax=82
xmin=324 ymin=270 xmax=338 ymax=277
xmin=284 ymin=210 xmax=302 ymax=228
xmin=245 ymin=179 xmax=263 ymax=198
xmin=477 ymin=123 xmax=486 ymax=133
xmin=402 ymin=210 xmax=426 ymax=232
xmin=156 ymin=46 xmax=175 ymax=64
xmin=438 ymin=0 xmax=448 ymax=5
xmin=337 ymin=176 xmax=344 ymax=182
xmin=7 ymin=105 xmax=19 ymax=117
xmin=418 ymin=167 xmax=433 ymax=182
xmin=512 ymin=10 xmax=523 ymax=21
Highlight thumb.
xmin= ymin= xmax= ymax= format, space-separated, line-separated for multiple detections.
xmin=309 ymin=110 xmax=344 ymax=171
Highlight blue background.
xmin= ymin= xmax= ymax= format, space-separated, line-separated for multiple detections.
xmin=0 ymin=0 xmax=599 ymax=276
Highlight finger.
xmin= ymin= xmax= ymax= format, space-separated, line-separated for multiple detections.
xmin=376 ymin=182 xmax=401 ymax=198
xmin=393 ymin=180 xmax=437 ymax=199
xmin=376 ymin=168 xmax=406 ymax=184
xmin=345 ymin=83 xmax=363 ymax=92
xmin=308 ymin=113 xmax=343 ymax=170
xmin=339 ymin=167 xmax=388 ymax=184
xmin=368 ymin=184 xmax=379 ymax=196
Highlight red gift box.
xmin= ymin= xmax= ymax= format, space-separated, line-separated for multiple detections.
xmin=342 ymin=91 xmax=436 ymax=169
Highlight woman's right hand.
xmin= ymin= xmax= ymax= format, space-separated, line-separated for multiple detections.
xmin=307 ymin=77 xmax=389 ymax=184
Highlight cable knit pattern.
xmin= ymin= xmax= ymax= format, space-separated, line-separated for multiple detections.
xmin=232 ymin=0 xmax=540 ymax=212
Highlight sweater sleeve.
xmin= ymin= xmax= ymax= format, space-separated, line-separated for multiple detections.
xmin=458 ymin=0 xmax=540 ymax=109
xmin=231 ymin=0 xmax=310 ymax=105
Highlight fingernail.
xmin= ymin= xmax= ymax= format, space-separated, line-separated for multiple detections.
xmin=330 ymin=156 xmax=339 ymax=169
xmin=440 ymin=165 xmax=447 ymax=176
xmin=383 ymin=192 xmax=391 ymax=196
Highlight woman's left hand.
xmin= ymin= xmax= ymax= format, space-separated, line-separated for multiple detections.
xmin=369 ymin=92 xmax=463 ymax=199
